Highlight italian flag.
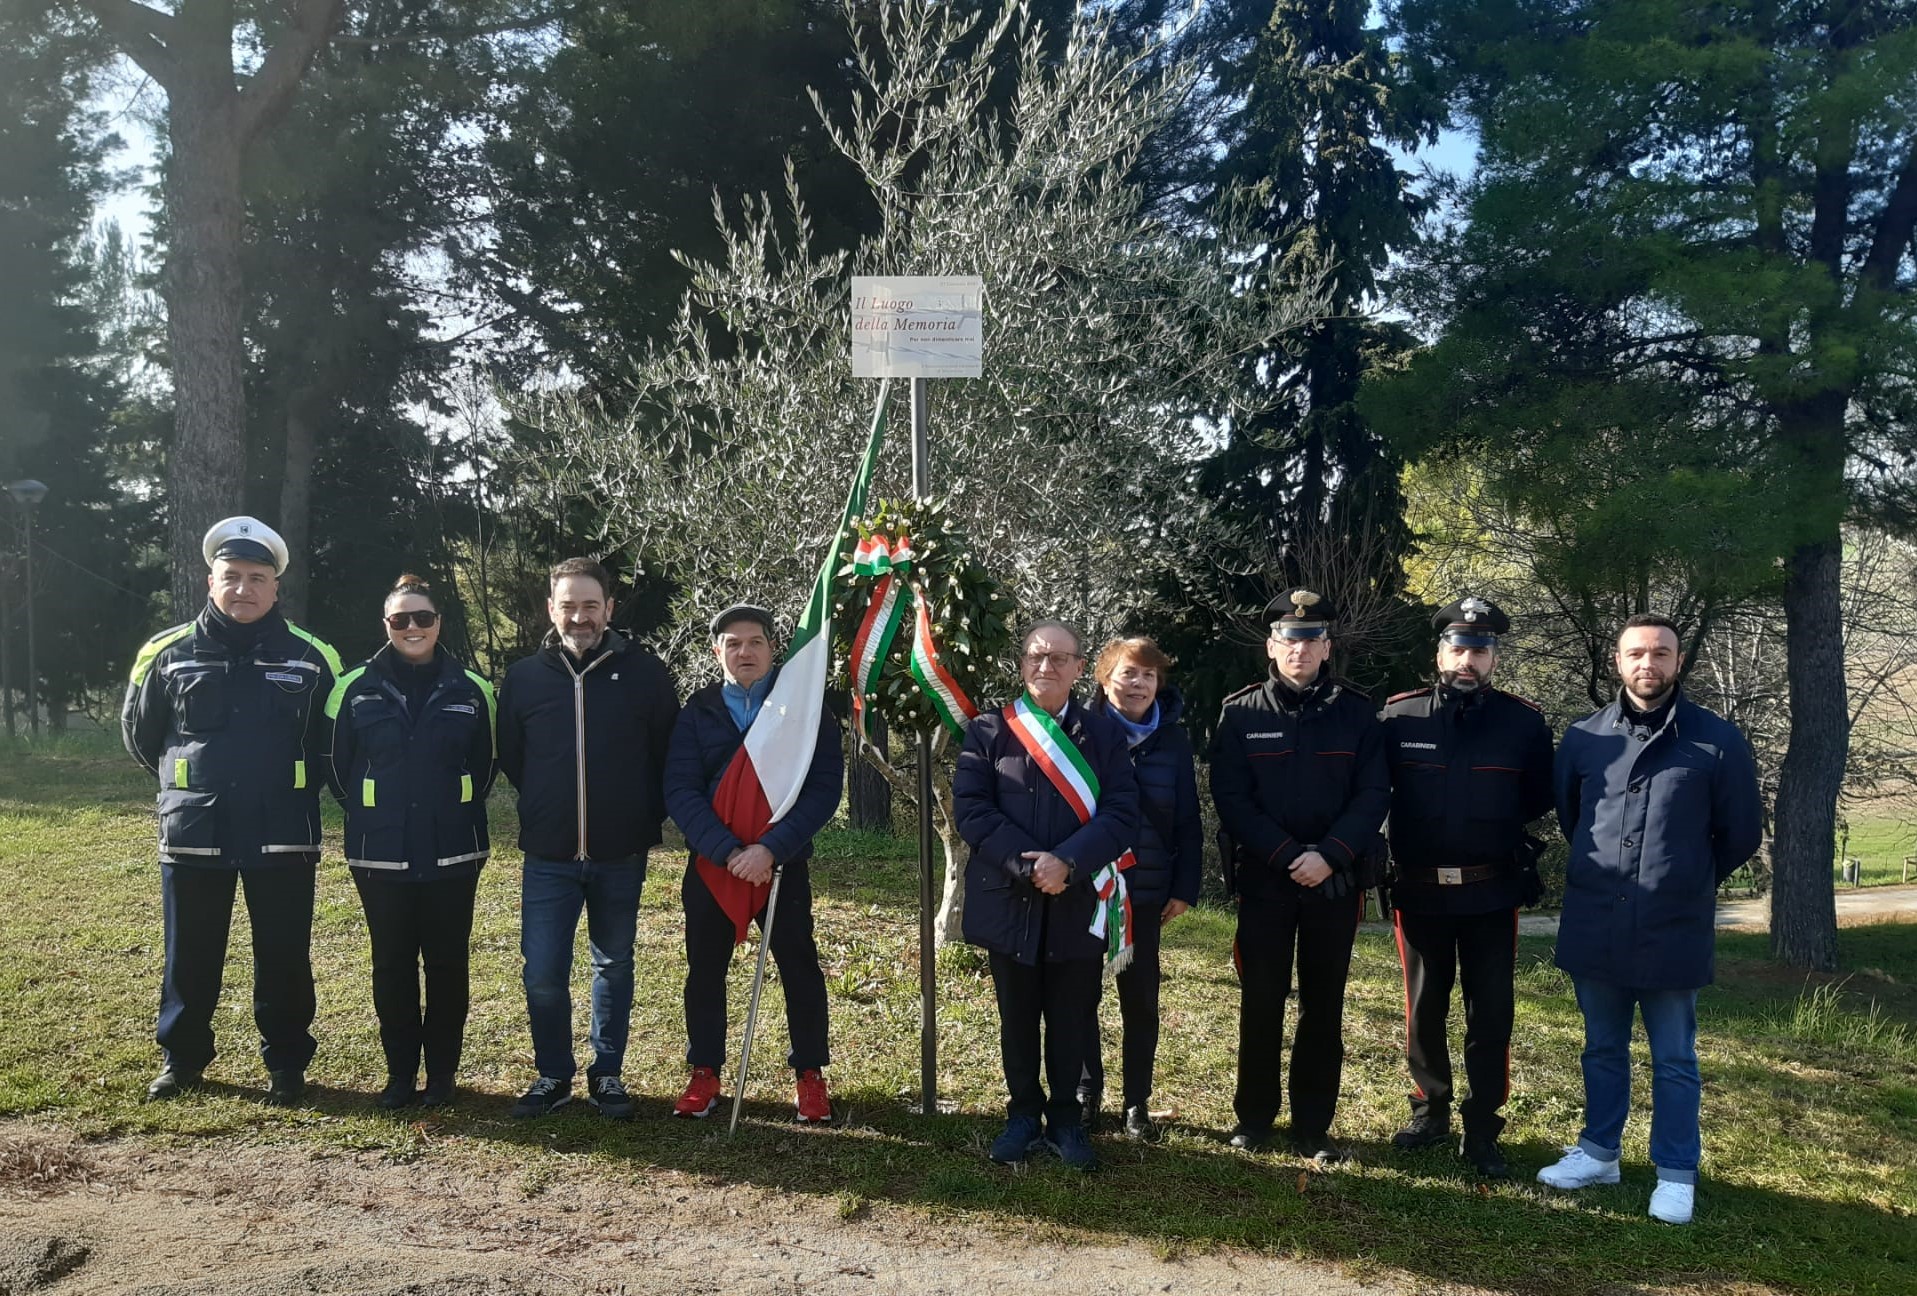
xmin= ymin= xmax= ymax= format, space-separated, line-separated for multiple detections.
xmin=695 ymin=382 xmax=894 ymax=943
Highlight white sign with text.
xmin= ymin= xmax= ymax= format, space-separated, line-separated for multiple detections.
xmin=850 ymin=275 xmax=983 ymax=378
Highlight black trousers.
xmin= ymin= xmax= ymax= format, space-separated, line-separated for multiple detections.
xmin=156 ymin=861 xmax=317 ymax=1075
xmin=353 ymin=871 xmax=480 ymax=1083
xmin=1080 ymin=898 xmax=1165 ymax=1108
xmin=989 ymin=949 xmax=1103 ymax=1129
xmin=1233 ymin=889 xmax=1362 ymax=1136
xmin=681 ymin=861 xmax=830 ymax=1072
xmin=1393 ymin=906 xmax=1518 ymax=1136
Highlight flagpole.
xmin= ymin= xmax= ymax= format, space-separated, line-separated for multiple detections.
xmin=910 ymin=376 xmax=937 ymax=1118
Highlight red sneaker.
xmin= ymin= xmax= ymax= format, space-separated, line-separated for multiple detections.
xmin=794 ymin=1068 xmax=832 ymax=1124
xmin=672 ymin=1066 xmax=721 ymax=1119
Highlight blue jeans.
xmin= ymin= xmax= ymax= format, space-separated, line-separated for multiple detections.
xmin=1572 ymin=977 xmax=1701 ymax=1184
xmin=521 ymin=854 xmax=646 ymax=1082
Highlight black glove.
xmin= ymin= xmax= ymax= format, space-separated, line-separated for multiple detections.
xmin=1519 ymin=861 xmax=1544 ymax=908
xmin=1316 ymin=865 xmax=1354 ymax=902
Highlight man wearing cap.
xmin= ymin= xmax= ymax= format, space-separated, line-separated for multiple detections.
xmin=122 ymin=517 xmax=341 ymax=1105
xmin=1380 ymin=597 xmax=1555 ymax=1177
xmin=1209 ymin=590 xmax=1388 ymax=1163
xmin=498 ymin=557 xmax=678 ymax=1120
xmin=663 ymin=604 xmax=844 ymax=1122
xmin=1538 ymin=613 xmax=1761 ymax=1224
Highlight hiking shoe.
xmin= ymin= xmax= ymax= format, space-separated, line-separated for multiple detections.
xmin=672 ymin=1066 xmax=722 ymax=1119
xmin=263 ymin=1069 xmax=306 ymax=1107
xmin=144 ymin=1067 xmax=202 ymax=1102
xmin=420 ymin=1077 xmax=456 ymax=1109
xmin=511 ymin=1075 xmax=572 ymax=1118
xmin=1461 ymin=1131 xmax=1509 ymax=1178
xmin=587 ymin=1074 xmax=634 ymax=1120
xmin=1391 ymin=1109 xmax=1451 ymax=1150
xmin=1537 ymin=1145 xmax=1620 ymax=1189
xmin=794 ymin=1069 xmax=832 ymax=1124
xmin=1227 ymin=1123 xmax=1271 ymax=1150
xmin=1290 ymin=1130 xmax=1349 ymax=1165
xmin=376 ymin=1076 xmax=417 ymax=1109
xmin=1048 ymin=1123 xmax=1098 ymax=1172
xmin=988 ymin=1115 xmax=1044 ymax=1165
xmin=1649 ymin=1179 xmax=1695 ymax=1224
xmin=1121 ymin=1105 xmax=1157 ymax=1141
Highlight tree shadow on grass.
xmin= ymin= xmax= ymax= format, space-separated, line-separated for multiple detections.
xmin=406 ymin=1082 xmax=1915 ymax=1296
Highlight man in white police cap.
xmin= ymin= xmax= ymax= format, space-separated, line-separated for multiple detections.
xmin=123 ymin=517 xmax=341 ymax=1105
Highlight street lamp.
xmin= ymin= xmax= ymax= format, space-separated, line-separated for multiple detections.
xmin=6 ymin=480 xmax=48 ymax=737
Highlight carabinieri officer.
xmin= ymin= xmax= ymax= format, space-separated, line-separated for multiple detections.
xmin=122 ymin=517 xmax=341 ymax=1106
xmin=1380 ymin=597 xmax=1554 ymax=1177
xmin=326 ymin=574 xmax=497 ymax=1109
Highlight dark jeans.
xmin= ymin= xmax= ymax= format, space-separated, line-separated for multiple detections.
xmin=988 ymin=949 xmax=1103 ymax=1130
xmin=1233 ymin=889 xmax=1362 ymax=1136
xmin=520 ymin=853 xmax=646 ymax=1083
xmin=156 ymin=860 xmax=317 ymax=1075
xmin=681 ymin=861 xmax=830 ymax=1072
xmin=353 ymin=871 xmax=480 ymax=1084
xmin=1394 ymin=906 xmax=1518 ymax=1136
xmin=1080 ymin=898 xmax=1165 ymax=1108
xmin=1573 ymin=977 xmax=1702 ymax=1184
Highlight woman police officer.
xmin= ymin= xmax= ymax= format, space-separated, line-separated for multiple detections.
xmin=326 ymin=575 xmax=497 ymax=1108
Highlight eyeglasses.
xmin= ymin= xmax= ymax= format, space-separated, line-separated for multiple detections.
xmin=385 ymin=610 xmax=440 ymax=630
xmin=1022 ymin=652 xmax=1081 ymax=669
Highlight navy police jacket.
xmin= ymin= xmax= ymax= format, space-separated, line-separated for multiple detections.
xmin=122 ymin=604 xmax=340 ymax=867
xmin=1209 ymin=668 xmax=1389 ymax=899
xmin=326 ymin=645 xmax=497 ymax=882
xmin=1381 ymin=684 xmax=1555 ymax=914
xmin=497 ymin=629 xmax=678 ymax=863
xmin=954 ymin=696 xmax=1140 ymax=965
xmin=1086 ymin=688 xmax=1202 ymax=909
xmin=663 ymin=668 xmax=845 ymax=869
xmin=1553 ymin=688 xmax=1763 ymax=990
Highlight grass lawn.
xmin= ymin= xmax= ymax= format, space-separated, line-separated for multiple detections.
xmin=2 ymin=733 xmax=1913 ymax=1294
xmin=1837 ymin=808 xmax=1917 ymax=887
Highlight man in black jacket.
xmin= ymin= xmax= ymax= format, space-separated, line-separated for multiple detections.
xmin=663 ymin=604 xmax=844 ymax=1123
xmin=1381 ymin=597 xmax=1554 ymax=1178
xmin=122 ymin=516 xmax=340 ymax=1106
xmin=1210 ymin=590 xmax=1388 ymax=1163
xmin=498 ymin=558 xmax=678 ymax=1120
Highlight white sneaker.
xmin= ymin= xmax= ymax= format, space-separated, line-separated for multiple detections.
xmin=1649 ymin=1180 xmax=1695 ymax=1224
xmin=1536 ymin=1145 xmax=1621 ymax=1189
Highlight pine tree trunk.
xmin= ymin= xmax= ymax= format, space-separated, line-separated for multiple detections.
xmin=1770 ymin=532 xmax=1844 ymax=970
xmin=847 ymin=710 xmax=893 ymax=831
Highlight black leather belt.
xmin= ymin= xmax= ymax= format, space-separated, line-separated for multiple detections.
xmin=1399 ymin=863 xmax=1501 ymax=886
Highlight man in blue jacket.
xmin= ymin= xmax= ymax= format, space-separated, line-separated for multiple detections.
xmin=498 ymin=558 xmax=678 ymax=1121
xmin=1541 ymin=613 xmax=1762 ymax=1224
xmin=664 ymin=604 xmax=843 ymax=1123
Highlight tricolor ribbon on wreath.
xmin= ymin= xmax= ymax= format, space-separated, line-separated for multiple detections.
xmin=1003 ymin=691 xmax=1136 ymax=978
xmin=845 ymin=531 xmax=981 ymax=743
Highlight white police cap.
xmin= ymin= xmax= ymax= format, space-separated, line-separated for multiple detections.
xmin=201 ymin=516 xmax=289 ymax=574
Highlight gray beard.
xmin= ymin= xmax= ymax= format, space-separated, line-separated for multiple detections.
xmin=1440 ymin=670 xmax=1486 ymax=693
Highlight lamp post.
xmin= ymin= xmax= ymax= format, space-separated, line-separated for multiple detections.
xmin=6 ymin=481 xmax=48 ymax=737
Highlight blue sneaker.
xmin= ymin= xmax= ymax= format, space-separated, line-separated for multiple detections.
xmin=1048 ymin=1123 xmax=1098 ymax=1172
xmin=989 ymin=1115 xmax=1044 ymax=1164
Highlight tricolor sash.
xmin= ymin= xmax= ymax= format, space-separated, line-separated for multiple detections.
xmin=1003 ymin=692 xmax=1135 ymax=976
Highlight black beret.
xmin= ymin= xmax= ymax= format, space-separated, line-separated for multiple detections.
xmin=1264 ymin=588 xmax=1335 ymax=639
xmin=1434 ymin=596 xmax=1510 ymax=645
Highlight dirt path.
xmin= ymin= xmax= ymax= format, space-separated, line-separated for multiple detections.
xmin=0 ymin=1125 xmax=1438 ymax=1296
xmin=1497 ymin=884 xmax=1917 ymax=937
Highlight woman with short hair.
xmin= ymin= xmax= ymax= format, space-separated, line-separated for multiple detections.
xmin=1078 ymin=636 xmax=1202 ymax=1139
xmin=327 ymin=575 xmax=496 ymax=1108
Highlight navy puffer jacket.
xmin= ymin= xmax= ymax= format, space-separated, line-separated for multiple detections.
xmin=1087 ymin=687 xmax=1202 ymax=908
xmin=1553 ymin=689 xmax=1762 ymax=990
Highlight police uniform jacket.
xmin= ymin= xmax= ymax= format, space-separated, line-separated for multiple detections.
xmin=122 ymin=604 xmax=340 ymax=867
xmin=1086 ymin=687 xmax=1202 ymax=909
xmin=954 ymin=697 xmax=1140 ymax=965
xmin=497 ymin=628 xmax=678 ymax=863
xmin=1381 ymin=685 xmax=1555 ymax=914
xmin=1553 ymin=688 xmax=1762 ymax=990
xmin=326 ymin=645 xmax=497 ymax=882
xmin=663 ymin=666 xmax=845 ymax=868
xmin=1209 ymin=668 xmax=1389 ymax=900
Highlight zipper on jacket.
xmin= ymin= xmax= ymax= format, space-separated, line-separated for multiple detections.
xmin=563 ymin=648 xmax=615 ymax=860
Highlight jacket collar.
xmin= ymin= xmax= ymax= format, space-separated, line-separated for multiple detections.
xmin=1264 ymin=665 xmax=1338 ymax=714
xmin=369 ymin=642 xmax=465 ymax=686
xmin=540 ymin=625 xmax=629 ymax=671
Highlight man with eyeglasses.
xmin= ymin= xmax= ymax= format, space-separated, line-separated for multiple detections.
xmin=122 ymin=517 xmax=341 ymax=1106
xmin=1209 ymin=590 xmax=1389 ymax=1164
xmin=954 ymin=619 xmax=1138 ymax=1172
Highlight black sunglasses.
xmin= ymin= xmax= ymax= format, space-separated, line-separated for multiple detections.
xmin=385 ymin=610 xmax=440 ymax=630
